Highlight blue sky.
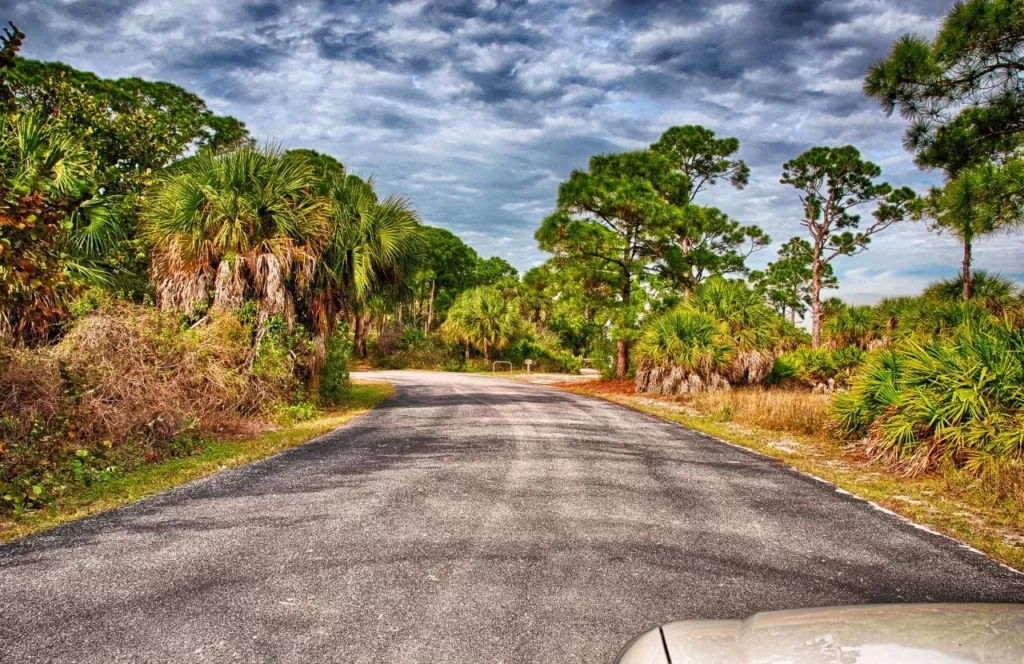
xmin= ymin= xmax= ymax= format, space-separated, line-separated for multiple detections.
xmin=11 ymin=0 xmax=1023 ymax=303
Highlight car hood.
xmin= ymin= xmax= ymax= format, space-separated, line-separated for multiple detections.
xmin=616 ymin=604 xmax=1024 ymax=664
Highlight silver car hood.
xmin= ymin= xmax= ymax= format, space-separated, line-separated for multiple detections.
xmin=616 ymin=604 xmax=1024 ymax=664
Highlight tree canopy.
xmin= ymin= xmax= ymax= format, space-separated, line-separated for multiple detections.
xmin=650 ymin=125 xmax=768 ymax=294
xmin=865 ymin=0 xmax=1024 ymax=301
xmin=781 ymin=145 xmax=917 ymax=346
xmin=864 ymin=0 xmax=1024 ymax=172
xmin=536 ymin=149 xmax=681 ymax=377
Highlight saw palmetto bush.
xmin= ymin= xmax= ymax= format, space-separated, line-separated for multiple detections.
xmin=768 ymin=346 xmax=866 ymax=391
xmin=833 ymin=318 xmax=1024 ymax=474
xmin=633 ymin=308 xmax=733 ymax=394
xmin=635 ymin=308 xmax=731 ymax=374
xmin=825 ymin=305 xmax=876 ymax=349
xmin=635 ymin=279 xmax=797 ymax=393
xmin=689 ymin=277 xmax=777 ymax=350
xmin=923 ymin=271 xmax=1019 ymax=306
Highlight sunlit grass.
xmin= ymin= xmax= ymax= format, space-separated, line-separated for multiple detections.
xmin=0 ymin=382 xmax=393 ymax=543
xmin=685 ymin=388 xmax=833 ymax=436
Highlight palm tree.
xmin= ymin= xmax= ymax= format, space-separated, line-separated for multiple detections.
xmin=143 ymin=145 xmax=327 ymax=320
xmin=442 ymin=286 xmax=520 ymax=363
xmin=927 ymin=165 xmax=1008 ymax=301
xmin=440 ymin=297 xmax=474 ymax=361
xmin=303 ymin=165 xmax=422 ymax=363
xmin=0 ymin=111 xmax=124 ymax=340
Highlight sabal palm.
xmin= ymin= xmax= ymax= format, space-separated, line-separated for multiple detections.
xmin=304 ymin=168 xmax=421 ymax=360
xmin=0 ymin=112 xmax=125 ymax=338
xmin=442 ymin=286 xmax=520 ymax=362
xmin=144 ymin=146 xmax=326 ymax=317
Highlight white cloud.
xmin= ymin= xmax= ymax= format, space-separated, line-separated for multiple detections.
xmin=16 ymin=0 xmax=1023 ymax=286
xmin=828 ymin=4 xmax=941 ymax=40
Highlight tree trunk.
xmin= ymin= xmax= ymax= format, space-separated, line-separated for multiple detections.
xmin=789 ymin=307 xmax=796 ymax=326
xmin=425 ymin=279 xmax=436 ymax=334
xmin=617 ymin=274 xmax=632 ymax=379
xmin=483 ymin=340 xmax=490 ymax=364
xmin=358 ymin=311 xmax=371 ymax=358
xmin=213 ymin=259 xmax=246 ymax=310
xmin=352 ymin=308 xmax=364 ymax=359
xmin=811 ymin=260 xmax=823 ymax=349
xmin=465 ymin=341 xmax=470 ymax=361
xmin=678 ymin=235 xmax=694 ymax=296
xmin=962 ymin=239 xmax=972 ymax=301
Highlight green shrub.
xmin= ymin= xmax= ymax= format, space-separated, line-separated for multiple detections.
xmin=397 ymin=326 xmax=427 ymax=350
xmin=825 ymin=305 xmax=875 ymax=349
xmin=633 ymin=307 xmax=731 ymax=375
xmin=766 ymin=353 xmax=799 ymax=386
xmin=270 ymin=400 xmax=320 ymax=427
xmin=318 ymin=329 xmax=351 ymax=404
xmin=368 ymin=324 xmax=463 ymax=370
xmin=833 ymin=320 xmax=1024 ymax=474
xmin=502 ymin=332 xmax=581 ymax=373
xmin=251 ymin=316 xmax=307 ymax=395
xmin=770 ymin=347 xmax=866 ymax=388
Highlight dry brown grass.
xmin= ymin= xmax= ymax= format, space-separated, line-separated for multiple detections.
xmin=49 ymin=303 xmax=289 ymax=444
xmin=1 ymin=302 xmax=301 ymax=492
xmin=682 ymin=387 xmax=834 ymax=437
xmin=0 ymin=347 xmax=64 ymax=439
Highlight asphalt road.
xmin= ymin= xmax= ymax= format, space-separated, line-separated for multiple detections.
xmin=2 ymin=370 xmax=1022 ymax=663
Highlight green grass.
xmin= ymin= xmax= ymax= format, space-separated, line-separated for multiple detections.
xmin=0 ymin=382 xmax=393 ymax=543
xmin=560 ymin=382 xmax=1024 ymax=572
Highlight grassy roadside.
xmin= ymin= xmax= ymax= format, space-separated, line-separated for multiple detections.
xmin=556 ymin=381 xmax=1024 ymax=572
xmin=0 ymin=381 xmax=393 ymax=544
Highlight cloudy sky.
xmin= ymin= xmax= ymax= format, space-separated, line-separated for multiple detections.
xmin=11 ymin=0 xmax=1023 ymax=302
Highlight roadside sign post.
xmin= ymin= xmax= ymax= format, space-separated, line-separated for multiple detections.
xmin=524 ymin=359 xmax=533 ymax=374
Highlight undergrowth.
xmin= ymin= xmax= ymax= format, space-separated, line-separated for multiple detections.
xmin=0 ymin=301 xmax=338 ymax=513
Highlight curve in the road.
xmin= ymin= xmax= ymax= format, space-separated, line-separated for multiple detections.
xmin=2 ymin=370 xmax=1021 ymax=663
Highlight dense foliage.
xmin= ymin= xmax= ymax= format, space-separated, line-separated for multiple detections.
xmin=634 ymin=279 xmax=802 ymax=395
xmin=834 ymin=318 xmax=1023 ymax=474
xmin=866 ymin=0 xmax=1024 ymax=301
xmin=3 ymin=0 xmax=1024 ymax=512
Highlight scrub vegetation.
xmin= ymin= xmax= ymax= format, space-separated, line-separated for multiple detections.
xmin=2 ymin=0 xmax=1024 ymax=557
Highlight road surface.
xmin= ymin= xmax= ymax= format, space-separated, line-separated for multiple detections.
xmin=2 ymin=370 xmax=1022 ymax=662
